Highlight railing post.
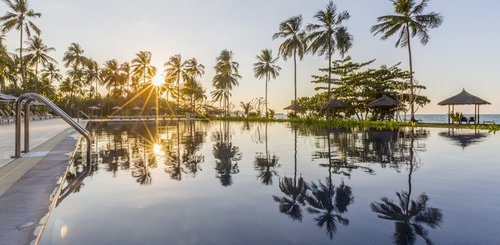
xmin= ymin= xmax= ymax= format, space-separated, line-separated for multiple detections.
xmin=24 ymin=98 xmax=33 ymax=153
xmin=14 ymin=97 xmax=24 ymax=158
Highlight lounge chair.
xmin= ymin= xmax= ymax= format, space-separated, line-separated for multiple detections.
xmin=460 ymin=116 xmax=468 ymax=124
xmin=468 ymin=117 xmax=475 ymax=124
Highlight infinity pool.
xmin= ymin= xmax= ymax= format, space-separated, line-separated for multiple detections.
xmin=39 ymin=121 xmax=500 ymax=244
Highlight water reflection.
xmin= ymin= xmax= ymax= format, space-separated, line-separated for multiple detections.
xmin=439 ymin=128 xmax=489 ymax=149
xmin=371 ymin=129 xmax=443 ymax=245
xmin=212 ymin=121 xmax=241 ymax=186
xmin=254 ymin=122 xmax=280 ymax=185
xmin=273 ymin=127 xmax=308 ymax=222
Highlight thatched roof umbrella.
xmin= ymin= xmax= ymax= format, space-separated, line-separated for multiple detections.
xmin=321 ymin=98 xmax=349 ymax=117
xmin=367 ymin=95 xmax=400 ymax=120
xmin=438 ymin=89 xmax=490 ymax=124
xmin=283 ymin=102 xmax=305 ymax=111
xmin=367 ymin=95 xmax=400 ymax=108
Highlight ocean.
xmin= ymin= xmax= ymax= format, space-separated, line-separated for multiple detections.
xmin=414 ymin=114 xmax=500 ymax=124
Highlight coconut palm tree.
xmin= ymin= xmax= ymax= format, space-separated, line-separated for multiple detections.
xmin=239 ymin=101 xmax=252 ymax=117
xmin=253 ymin=49 xmax=281 ymax=118
xmin=84 ymin=59 xmax=100 ymax=99
xmin=371 ymin=0 xmax=442 ymax=122
xmin=0 ymin=0 xmax=41 ymax=90
xmin=185 ymin=58 xmax=205 ymax=79
xmin=212 ymin=49 xmax=241 ymax=116
xmin=100 ymin=59 xmax=122 ymax=96
xmin=119 ymin=62 xmax=131 ymax=93
xmin=307 ymin=1 xmax=352 ymax=99
xmin=131 ymin=51 xmax=156 ymax=85
xmin=273 ymin=15 xmax=306 ymax=113
xmin=0 ymin=40 xmax=15 ymax=90
xmin=63 ymin=43 xmax=88 ymax=69
xmin=41 ymin=62 xmax=62 ymax=83
xmin=23 ymin=35 xmax=56 ymax=84
xmin=164 ymin=54 xmax=187 ymax=110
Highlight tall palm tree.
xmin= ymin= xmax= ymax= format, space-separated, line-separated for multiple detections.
xmin=131 ymin=51 xmax=156 ymax=86
xmin=273 ymin=15 xmax=306 ymax=112
xmin=184 ymin=58 xmax=205 ymax=79
xmin=164 ymin=54 xmax=187 ymax=110
xmin=371 ymin=0 xmax=442 ymax=121
xmin=41 ymin=62 xmax=62 ymax=83
xmin=0 ymin=0 xmax=41 ymax=90
xmin=211 ymin=49 xmax=241 ymax=116
xmin=307 ymin=1 xmax=352 ymax=99
xmin=0 ymin=39 xmax=15 ymax=90
xmin=253 ymin=49 xmax=281 ymax=118
xmin=100 ymin=59 xmax=122 ymax=96
xmin=63 ymin=43 xmax=88 ymax=69
xmin=24 ymin=35 xmax=56 ymax=83
xmin=84 ymin=59 xmax=101 ymax=99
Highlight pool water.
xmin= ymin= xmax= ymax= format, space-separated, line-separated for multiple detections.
xmin=39 ymin=121 xmax=500 ymax=244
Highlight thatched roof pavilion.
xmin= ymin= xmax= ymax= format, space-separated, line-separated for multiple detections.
xmin=321 ymin=98 xmax=349 ymax=111
xmin=283 ymin=102 xmax=305 ymax=111
xmin=438 ymin=89 xmax=490 ymax=124
xmin=367 ymin=95 xmax=400 ymax=108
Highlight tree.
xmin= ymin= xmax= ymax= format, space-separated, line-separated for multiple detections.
xmin=101 ymin=59 xmax=123 ymax=96
xmin=23 ymin=35 xmax=56 ymax=86
xmin=211 ymin=49 xmax=241 ymax=116
xmin=273 ymin=15 xmax=306 ymax=112
xmin=253 ymin=49 xmax=281 ymax=118
xmin=371 ymin=0 xmax=443 ymax=121
xmin=239 ymin=101 xmax=252 ymax=117
xmin=0 ymin=0 xmax=41 ymax=90
xmin=41 ymin=62 xmax=62 ymax=83
xmin=84 ymin=59 xmax=101 ymax=99
xmin=131 ymin=51 xmax=156 ymax=85
xmin=164 ymin=54 xmax=187 ymax=110
xmin=0 ymin=39 xmax=15 ymax=90
xmin=307 ymin=1 xmax=352 ymax=99
xmin=63 ymin=43 xmax=88 ymax=69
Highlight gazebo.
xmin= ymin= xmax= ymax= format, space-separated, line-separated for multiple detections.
xmin=283 ymin=102 xmax=305 ymax=112
xmin=321 ymin=98 xmax=349 ymax=117
xmin=438 ymin=89 xmax=490 ymax=124
xmin=367 ymin=95 xmax=400 ymax=120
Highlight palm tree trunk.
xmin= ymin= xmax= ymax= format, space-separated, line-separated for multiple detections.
xmin=328 ymin=42 xmax=332 ymax=100
xmin=407 ymin=128 xmax=414 ymax=212
xmin=406 ymin=24 xmax=415 ymax=122
xmin=293 ymin=50 xmax=297 ymax=112
xmin=265 ymin=74 xmax=268 ymax=118
xmin=177 ymin=75 xmax=180 ymax=112
xmin=19 ymin=25 xmax=24 ymax=91
xmin=34 ymin=62 xmax=39 ymax=93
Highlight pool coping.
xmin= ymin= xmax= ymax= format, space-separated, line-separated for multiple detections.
xmin=0 ymin=122 xmax=88 ymax=245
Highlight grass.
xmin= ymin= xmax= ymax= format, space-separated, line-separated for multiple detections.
xmin=209 ymin=116 xmax=500 ymax=132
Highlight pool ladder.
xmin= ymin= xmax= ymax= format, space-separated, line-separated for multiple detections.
xmin=14 ymin=93 xmax=93 ymax=163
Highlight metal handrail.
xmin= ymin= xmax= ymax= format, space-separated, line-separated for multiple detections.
xmin=15 ymin=93 xmax=92 ymax=163
xmin=78 ymin=111 xmax=92 ymax=122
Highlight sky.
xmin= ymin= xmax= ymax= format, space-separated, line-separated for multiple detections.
xmin=2 ymin=0 xmax=500 ymax=114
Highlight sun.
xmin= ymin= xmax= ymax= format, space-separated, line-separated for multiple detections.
xmin=152 ymin=74 xmax=164 ymax=87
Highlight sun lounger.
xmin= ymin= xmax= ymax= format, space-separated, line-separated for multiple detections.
xmin=460 ymin=116 xmax=468 ymax=124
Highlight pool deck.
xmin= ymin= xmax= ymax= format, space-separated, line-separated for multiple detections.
xmin=0 ymin=119 xmax=84 ymax=244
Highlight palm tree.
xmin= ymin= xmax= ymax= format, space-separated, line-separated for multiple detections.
xmin=371 ymin=0 xmax=443 ymax=121
xmin=62 ymin=43 xmax=88 ymax=68
xmin=239 ymin=101 xmax=252 ymax=117
xmin=0 ymin=39 xmax=15 ymax=90
xmin=273 ymin=15 xmax=306 ymax=112
xmin=100 ymin=59 xmax=122 ymax=96
xmin=84 ymin=59 xmax=100 ymax=99
xmin=307 ymin=1 xmax=352 ymax=99
xmin=131 ymin=50 xmax=156 ymax=85
xmin=164 ymin=54 xmax=187 ymax=110
xmin=41 ymin=62 xmax=62 ymax=83
xmin=0 ymin=0 xmax=41 ymax=90
xmin=253 ymin=49 xmax=281 ymax=118
xmin=119 ymin=62 xmax=131 ymax=93
xmin=24 ymin=36 xmax=56 ymax=88
xmin=184 ymin=58 xmax=205 ymax=78
xmin=211 ymin=49 xmax=241 ymax=116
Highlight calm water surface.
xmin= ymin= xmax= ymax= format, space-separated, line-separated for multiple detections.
xmin=40 ymin=121 xmax=500 ymax=245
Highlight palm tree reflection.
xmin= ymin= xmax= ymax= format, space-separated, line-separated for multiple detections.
xmin=254 ymin=122 xmax=280 ymax=185
xmin=273 ymin=127 xmax=308 ymax=221
xmin=371 ymin=129 xmax=443 ymax=245
xmin=212 ymin=121 xmax=241 ymax=186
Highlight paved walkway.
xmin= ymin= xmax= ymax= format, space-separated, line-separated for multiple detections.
xmin=0 ymin=119 xmax=71 ymax=169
